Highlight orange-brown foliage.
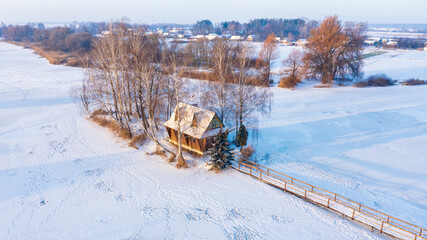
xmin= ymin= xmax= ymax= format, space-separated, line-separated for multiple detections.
xmin=304 ymin=16 xmax=364 ymax=84
xmin=90 ymin=115 xmax=132 ymax=140
xmin=240 ymin=145 xmax=255 ymax=161
xmin=128 ymin=134 xmax=147 ymax=149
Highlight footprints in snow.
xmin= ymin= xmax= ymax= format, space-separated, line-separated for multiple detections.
xmin=41 ymin=124 xmax=68 ymax=154
xmin=185 ymin=208 xmax=210 ymax=221
xmin=271 ymin=214 xmax=294 ymax=224
xmin=84 ymin=168 xmax=104 ymax=177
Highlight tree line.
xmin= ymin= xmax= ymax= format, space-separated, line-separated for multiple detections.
xmin=1 ymin=25 xmax=91 ymax=59
xmin=192 ymin=18 xmax=319 ymax=40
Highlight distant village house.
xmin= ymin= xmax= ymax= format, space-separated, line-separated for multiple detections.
xmin=246 ymin=35 xmax=259 ymax=41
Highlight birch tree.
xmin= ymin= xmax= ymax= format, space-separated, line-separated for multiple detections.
xmin=84 ymin=24 xmax=133 ymax=137
xmin=258 ymin=33 xmax=279 ymax=86
xmin=231 ymin=43 xmax=272 ymax=146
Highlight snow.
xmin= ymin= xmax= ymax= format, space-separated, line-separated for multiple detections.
xmin=242 ymin=44 xmax=427 ymax=234
xmin=367 ymin=31 xmax=427 ymax=39
xmin=364 ymin=49 xmax=427 ymax=80
xmin=251 ymin=80 xmax=427 ymax=229
xmin=0 ymin=42 xmax=386 ymax=239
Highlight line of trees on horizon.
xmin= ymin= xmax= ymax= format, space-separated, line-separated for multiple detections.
xmin=192 ymin=18 xmax=318 ymax=40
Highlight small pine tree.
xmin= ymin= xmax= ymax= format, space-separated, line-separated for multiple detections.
xmin=208 ymin=129 xmax=234 ymax=170
xmin=236 ymin=124 xmax=248 ymax=147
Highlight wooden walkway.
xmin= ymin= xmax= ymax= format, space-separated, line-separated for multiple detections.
xmin=232 ymin=160 xmax=427 ymax=240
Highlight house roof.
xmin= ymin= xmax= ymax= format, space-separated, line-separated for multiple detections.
xmin=163 ymin=103 xmax=225 ymax=139
xmin=230 ymin=36 xmax=242 ymax=40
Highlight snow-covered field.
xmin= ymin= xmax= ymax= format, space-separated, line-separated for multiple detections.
xmin=367 ymin=31 xmax=427 ymax=39
xmin=363 ymin=49 xmax=427 ymax=80
xmin=0 ymin=42 xmax=387 ymax=239
xmin=252 ymin=46 xmax=427 ymax=229
xmin=2 ymin=41 xmax=427 ymax=239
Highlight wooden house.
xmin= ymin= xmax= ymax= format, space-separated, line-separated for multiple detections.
xmin=163 ymin=103 xmax=227 ymax=155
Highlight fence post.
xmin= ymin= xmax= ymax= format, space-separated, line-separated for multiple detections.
xmin=387 ymin=216 xmax=389 ymax=223
xmin=380 ymin=221 xmax=384 ymax=233
xmin=267 ymin=169 xmax=270 ymax=176
xmin=327 ymin=198 xmax=330 ymax=208
xmin=250 ymin=167 xmax=252 ymax=175
xmin=238 ymin=161 xmax=240 ymax=171
xmin=334 ymin=195 xmax=337 ymax=201
xmin=352 ymin=209 xmax=355 ymax=220
xmin=304 ymin=190 xmax=307 ymax=200
xmin=284 ymin=181 xmax=287 ymax=191
xmin=359 ymin=204 xmax=361 ymax=211
xmin=259 ymin=171 xmax=262 ymax=180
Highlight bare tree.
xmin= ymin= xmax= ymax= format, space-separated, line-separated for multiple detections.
xmin=303 ymin=16 xmax=365 ymax=85
xmin=162 ymin=49 xmax=198 ymax=168
xmin=127 ymin=31 xmax=177 ymax=158
xmin=202 ymin=39 xmax=236 ymax=123
xmin=84 ymin=24 xmax=133 ymax=137
xmin=183 ymin=39 xmax=211 ymax=67
xmin=257 ymin=33 xmax=279 ymax=86
xmin=82 ymin=23 xmax=176 ymax=157
xmin=231 ymin=43 xmax=272 ymax=146
xmin=279 ymin=49 xmax=304 ymax=88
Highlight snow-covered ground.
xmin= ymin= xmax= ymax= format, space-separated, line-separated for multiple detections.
xmin=363 ymin=49 xmax=427 ymax=80
xmin=0 ymin=42 xmax=387 ymax=239
xmin=250 ymin=46 xmax=427 ymax=229
xmin=367 ymin=31 xmax=427 ymax=39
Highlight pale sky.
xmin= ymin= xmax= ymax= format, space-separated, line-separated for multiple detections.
xmin=1 ymin=0 xmax=426 ymax=24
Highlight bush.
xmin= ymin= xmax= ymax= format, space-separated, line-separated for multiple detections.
xmin=354 ymin=74 xmax=395 ymax=87
xmin=240 ymin=145 xmax=255 ymax=161
xmin=90 ymin=115 xmax=132 ymax=140
xmin=401 ymin=79 xmax=427 ymax=86
xmin=353 ymin=81 xmax=369 ymax=88
xmin=278 ymin=75 xmax=300 ymax=89
xmin=313 ymin=84 xmax=333 ymax=88
xmin=92 ymin=108 xmax=108 ymax=116
xmin=128 ymin=134 xmax=147 ymax=149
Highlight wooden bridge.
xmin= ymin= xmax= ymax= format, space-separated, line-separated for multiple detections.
xmin=232 ymin=159 xmax=427 ymax=240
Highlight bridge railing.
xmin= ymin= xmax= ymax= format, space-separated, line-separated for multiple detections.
xmin=232 ymin=159 xmax=426 ymax=240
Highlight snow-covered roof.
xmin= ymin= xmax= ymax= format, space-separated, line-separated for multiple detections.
xmin=163 ymin=103 xmax=225 ymax=139
xmin=206 ymin=35 xmax=219 ymax=41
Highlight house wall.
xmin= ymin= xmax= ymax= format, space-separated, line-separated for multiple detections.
xmin=165 ymin=126 xmax=228 ymax=154
xmin=167 ymin=128 xmax=205 ymax=154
